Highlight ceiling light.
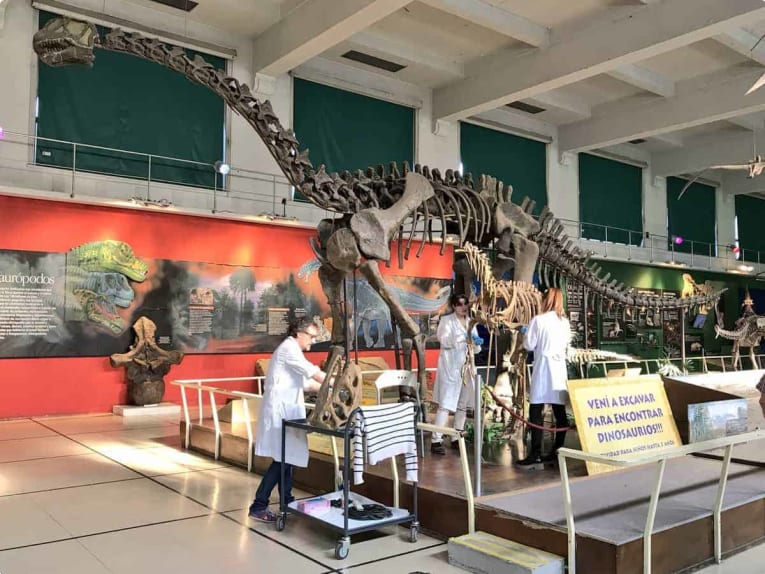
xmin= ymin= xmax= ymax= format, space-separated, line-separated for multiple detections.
xmin=672 ymin=235 xmax=683 ymax=245
xmin=0 ymin=126 xmax=4 ymax=139
xmin=214 ymin=161 xmax=230 ymax=175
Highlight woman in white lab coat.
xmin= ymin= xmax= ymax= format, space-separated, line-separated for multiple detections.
xmin=431 ymin=293 xmax=481 ymax=455
xmin=248 ymin=318 xmax=326 ymax=523
xmin=517 ymin=288 xmax=571 ymax=467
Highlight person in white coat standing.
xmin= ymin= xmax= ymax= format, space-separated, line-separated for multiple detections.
xmin=517 ymin=288 xmax=571 ymax=467
xmin=248 ymin=318 xmax=326 ymax=522
xmin=430 ymin=293 xmax=481 ymax=455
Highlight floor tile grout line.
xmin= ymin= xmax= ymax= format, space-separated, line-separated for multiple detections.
xmin=0 ymin=476 xmax=149 ymax=499
xmin=217 ymin=512 xmax=336 ymax=571
xmin=344 ymin=541 xmax=447 ymax=570
xmin=0 ymin=423 xmax=176 ymax=441
xmin=0 ymin=452 xmax=94 ymax=465
xmin=0 ymin=513 xmax=213 ymax=553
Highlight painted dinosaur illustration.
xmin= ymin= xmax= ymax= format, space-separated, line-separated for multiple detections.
xmin=65 ymin=240 xmax=147 ymax=333
xmin=34 ymin=17 xmax=726 ymax=426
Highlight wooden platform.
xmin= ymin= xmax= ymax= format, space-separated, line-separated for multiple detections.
xmin=179 ymin=371 xmax=765 ymax=573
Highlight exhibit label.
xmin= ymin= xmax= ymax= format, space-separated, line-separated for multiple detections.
xmin=568 ymin=376 xmax=682 ymax=475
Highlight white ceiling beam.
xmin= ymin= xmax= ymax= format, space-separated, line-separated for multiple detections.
xmin=559 ymin=69 xmax=765 ymax=153
xmin=651 ymin=132 xmax=763 ymax=177
xmin=433 ymin=0 xmax=765 ymax=122
xmin=723 ymin=171 xmax=765 ymax=195
xmin=251 ymin=0 xmax=412 ymax=76
xmin=651 ymin=132 xmax=684 ymax=148
xmin=607 ymin=64 xmax=675 ymax=97
xmin=728 ymin=116 xmax=762 ymax=130
xmin=716 ymin=27 xmax=765 ymax=66
xmin=419 ymin=0 xmax=549 ymax=48
xmin=527 ymin=92 xmax=591 ymax=120
xmin=349 ymin=29 xmax=463 ymax=78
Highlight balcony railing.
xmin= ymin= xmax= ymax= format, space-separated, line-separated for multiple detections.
xmin=1 ymin=129 xmax=761 ymax=273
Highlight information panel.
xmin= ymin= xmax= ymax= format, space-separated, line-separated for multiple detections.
xmin=568 ymin=376 xmax=682 ymax=475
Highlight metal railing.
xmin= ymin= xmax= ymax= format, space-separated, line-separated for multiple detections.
xmin=525 ymin=354 xmax=765 ymax=382
xmin=0 ymin=129 xmax=298 ymax=219
xmin=558 ymin=429 xmax=765 ymax=574
xmin=3 ymin=129 xmax=763 ymax=270
xmin=557 ymin=218 xmax=762 ymax=275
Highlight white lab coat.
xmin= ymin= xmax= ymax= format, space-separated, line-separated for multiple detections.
xmin=433 ymin=313 xmax=479 ymax=412
xmin=523 ymin=311 xmax=571 ymax=405
xmin=254 ymin=336 xmax=320 ymax=467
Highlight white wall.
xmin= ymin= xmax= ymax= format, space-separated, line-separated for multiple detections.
xmin=0 ymin=0 xmax=744 ymax=273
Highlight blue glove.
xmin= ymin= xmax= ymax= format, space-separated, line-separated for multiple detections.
xmin=520 ymin=325 xmax=528 ymax=335
xmin=472 ymin=334 xmax=484 ymax=346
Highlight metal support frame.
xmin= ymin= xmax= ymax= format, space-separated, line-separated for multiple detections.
xmin=557 ymin=430 xmax=764 ymax=574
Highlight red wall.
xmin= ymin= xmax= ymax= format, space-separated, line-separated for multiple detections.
xmin=0 ymin=195 xmax=449 ymax=418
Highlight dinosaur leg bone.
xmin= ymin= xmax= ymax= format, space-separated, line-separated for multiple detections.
xmin=358 ymin=260 xmax=426 ymax=386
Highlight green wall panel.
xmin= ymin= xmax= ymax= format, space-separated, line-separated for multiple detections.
xmin=578 ymin=153 xmax=643 ymax=245
xmin=735 ymin=194 xmax=765 ymax=259
xmin=666 ymin=177 xmax=716 ymax=256
xmin=292 ymin=78 xmax=414 ymax=201
xmin=36 ymin=11 xmax=225 ymax=189
xmin=460 ymin=122 xmax=546 ymax=214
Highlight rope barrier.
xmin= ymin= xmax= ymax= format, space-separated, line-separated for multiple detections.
xmin=485 ymin=385 xmax=576 ymax=432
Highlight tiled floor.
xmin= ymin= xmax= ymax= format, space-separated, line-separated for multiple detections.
xmin=0 ymin=414 xmax=458 ymax=574
xmin=0 ymin=413 xmax=762 ymax=574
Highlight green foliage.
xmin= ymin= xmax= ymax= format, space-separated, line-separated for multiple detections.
xmin=463 ymin=421 xmax=505 ymax=443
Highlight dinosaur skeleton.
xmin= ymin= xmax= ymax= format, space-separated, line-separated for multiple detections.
xmin=715 ymin=293 xmax=765 ymax=370
xmin=34 ymin=17 xmax=726 ymax=428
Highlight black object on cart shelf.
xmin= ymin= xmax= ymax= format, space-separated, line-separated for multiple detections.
xmin=278 ymin=409 xmax=419 ymax=560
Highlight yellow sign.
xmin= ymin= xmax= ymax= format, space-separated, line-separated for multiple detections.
xmin=568 ymin=376 xmax=682 ymax=475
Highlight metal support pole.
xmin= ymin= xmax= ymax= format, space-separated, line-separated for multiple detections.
xmin=714 ymin=445 xmax=734 ymax=563
xmin=680 ymin=308 xmax=686 ymax=367
xmin=643 ymin=459 xmax=667 ymax=574
xmin=474 ymin=365 xmax=482 ymax=497
xmin=559 ymin=454 xmax=576 ymax=574
xmin=147 ymin=155 xmax=152 ymax=200
xmin=70 ymin=143 xmax=76 ymax=198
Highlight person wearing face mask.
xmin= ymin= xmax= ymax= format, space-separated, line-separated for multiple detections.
xmin=430 ymin=293 xmax=482 ymax=455
xmin=248 ymin=317 xmax=327 ymax=523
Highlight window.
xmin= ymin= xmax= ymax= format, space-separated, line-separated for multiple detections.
xmin=459 ymin=122 xmax=547 ymax=214
xmin=36 ymin=11 xmax=225 ymax=189
xmin=578 ymin=154 xmax=642 ymax=245
xmin=292 ymin=78 xmax=414 ymax=203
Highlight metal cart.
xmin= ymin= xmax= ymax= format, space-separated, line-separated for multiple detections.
xmin=277 ymin=410 xmax=419 ymax=560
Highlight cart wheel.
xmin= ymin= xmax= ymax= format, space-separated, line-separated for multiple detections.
xmin=275 ymin=514 xmax=286 ymax=532
xmin=409 ymin=525 xmax=418 ymax=543
xmin=335 ymin=540 xmax=349 ymax=560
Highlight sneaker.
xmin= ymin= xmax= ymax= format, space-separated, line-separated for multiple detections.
xmin=450 ymin=440 xmax=461 ymax=450
xmin=515 ymin=454 xmax=543 ymax=469
xmin=430 ymin=442 xmax=446 ymax=455
xmin=248 ymin=508 xmax=277 ymax=523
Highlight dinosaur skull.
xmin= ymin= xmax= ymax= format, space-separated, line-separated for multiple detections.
xmin=34 ymin=17 xmax=98 ymax=68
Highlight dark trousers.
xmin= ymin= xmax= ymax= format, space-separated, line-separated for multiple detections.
xmin=528 ymin=403 xmax=568 ymax=457
xmin=250 ymin=461 xmax=294 ymax=512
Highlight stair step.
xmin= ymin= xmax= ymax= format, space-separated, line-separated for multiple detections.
xmin=448 ymin=531 xmax=565 ymax=574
